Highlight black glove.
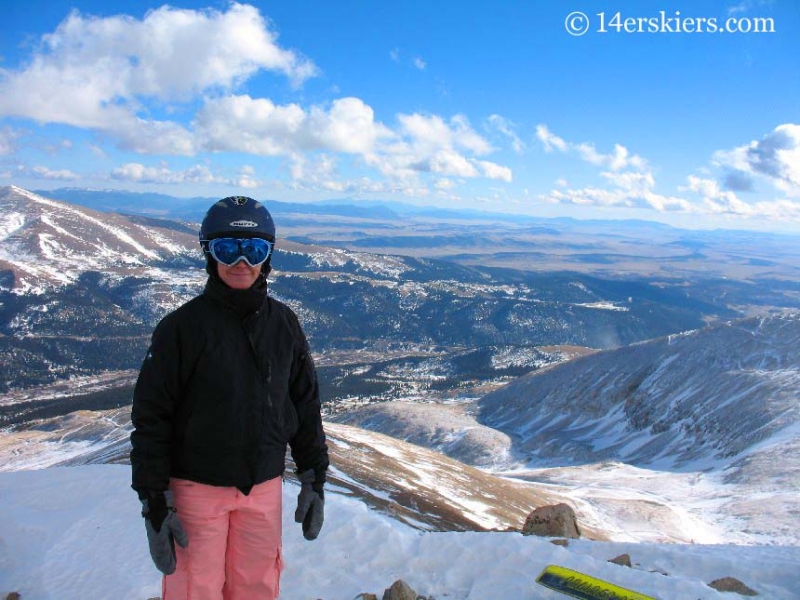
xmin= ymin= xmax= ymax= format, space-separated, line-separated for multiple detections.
xmin=294 ymin=469 xmax=325 ymax=541
xmin=141 ymin=490 xmax=189 ymax=574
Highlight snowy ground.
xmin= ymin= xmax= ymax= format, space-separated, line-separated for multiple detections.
xmin=1 ymin=465 xmax=799 ymax=600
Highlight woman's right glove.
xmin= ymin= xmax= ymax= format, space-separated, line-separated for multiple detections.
xmin=294 ymin=469 xmax=325 ymax=540
xmin=141 ymin=490 xmax=189 ymax=574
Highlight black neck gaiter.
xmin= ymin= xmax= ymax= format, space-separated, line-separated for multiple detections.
xmin=203 ymin=271 xmax=268 ymax=318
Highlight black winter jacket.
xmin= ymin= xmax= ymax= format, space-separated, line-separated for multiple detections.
xmin=130 ymin=277 xmax=329 ymax=496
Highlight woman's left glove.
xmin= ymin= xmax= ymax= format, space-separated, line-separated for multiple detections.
xmin=294 ymin=470 xmax=325 ymax=540
xmin=141 ymin=490 xmax=189 ymax=574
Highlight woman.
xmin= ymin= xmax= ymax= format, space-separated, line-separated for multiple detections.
xmin=130 ymin=196 xmax=329 ymax=599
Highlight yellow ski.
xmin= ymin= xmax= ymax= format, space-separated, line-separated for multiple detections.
xmin=536 ymin=564 xmax=657 ymax=600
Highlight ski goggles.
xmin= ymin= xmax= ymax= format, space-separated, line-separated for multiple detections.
xmin=206 ymin=237 xmax=274 ymax=267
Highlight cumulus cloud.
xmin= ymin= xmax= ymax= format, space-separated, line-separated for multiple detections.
xmin=0 ymin=3 xmax=514 ymax=194
xmin=722 ymin=169 xmax=755 ymax=192
xmin=536 ymin=124 xmax=646 ymax=171
xmin=196 ymin=95 xmax=392 ymax=156
xmin=533 ymin=124 xmax=800 ymax=221
xmin=111 ymin=162 xmax=227 ymax=185
xmin=0 ymin=4 xmax=316 ymax=141
xmin=254 ymin=109 xmax=513 ymax=188
xmin=236 ymin=165 xmax=260 ymax=189
xmin=12 ymin=165 xmax=80 ymax=180
xmin=683 ymin=175 xmax=752 ymax=214
xmin=360 ymin=112 xmax=509 ymax=184
xmin=32 ymin=165 xmax=80 ymax=180
xmin=413 ymin=57 xmax=427 ymax=70
xmin=536 ymin=125 xmax=677 ymax=211
xmin=544 ymin=183 xmax=692 ymax=212
xmin=713 ymin=124 xmax=800 ymax=195
xmin=399 ymin=113 xmax=490 ymax=155
xmin=476 ymin=160 xmax=512 ymax=182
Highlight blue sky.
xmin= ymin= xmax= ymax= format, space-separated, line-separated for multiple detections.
xmin=1 ymin=0 xmax=798 ymax=230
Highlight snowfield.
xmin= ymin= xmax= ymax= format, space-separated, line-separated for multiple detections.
xmin=1 ymin=464 xmax=799 ymax=600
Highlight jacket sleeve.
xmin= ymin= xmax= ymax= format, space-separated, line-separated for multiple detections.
xmin=287 ymin=319 xmax=329 ymax=480
xmin=130 ymin=317 xmax=182 ymax=497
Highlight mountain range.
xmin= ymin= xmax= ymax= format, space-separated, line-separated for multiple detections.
xmin=1 ymin=185 xmax=744 ymax=396
xmin=1 ymin=184 xmax=798 ymax=550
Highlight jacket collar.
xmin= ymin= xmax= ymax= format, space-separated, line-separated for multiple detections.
xmin=203 ymin=274 xmax=268 ymax=318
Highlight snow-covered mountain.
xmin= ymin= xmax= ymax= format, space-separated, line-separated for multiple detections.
xmin=473 ymin=314 xmax=800 ymax=544
xmin=0 ymin=185 xmax=198 ymax=294
xmin=326 ymin=314 xmax=800 ymax=545
xmin=477 ymin=314 xmax=800 ymax=470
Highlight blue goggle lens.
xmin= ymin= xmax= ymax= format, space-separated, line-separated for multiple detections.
xmin=207 ymin=237 xmax=273 ymax=267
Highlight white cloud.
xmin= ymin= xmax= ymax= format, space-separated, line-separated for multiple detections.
xmin=288 ymin=153 xmax=337 ymax=185
xmin=398 ymin=113 xmax=493 ymax=157
xmin=196 ymin=96 xmax=392 ymax=157
xmin=252 ymin=110 xmax=503 ymax=189
xmin=683 ymin=175 xmax=753 ymax=215
xmin=30 ymin=165 xmax=80 ymax=180
xmin=110 ymin=162 xmax=227 ymax=185
xmin=543 ymin=183 xmax=692 ymax=212
xmin=476 ymin=160 xmax=512 ymax=182
xmin=358 ymin=112 xmax=508 ymax=184
xmin=427 ymin=150 xmax=478 ymax=177
xmin=0 ymin=127 xmax=20 ymax=155
xmin=536 ymin=125 xmax=679 ymax=211
xmin=11 ymin=164 xmax=80 ymax=180
xmin=0 ymin=4 xmax=515 ymax=195
xmin=236 ymin=165 xmax=260 ymax=189
xmin=0 ymin=4 xmax=316 ymax=141
xmin=311 ymin=98 xmax=393 ymax=154
xmin=534 ymin=124 xmax=800 ymax=220
xmin=536 ymin=124 xmax=646 ymax=171
xmin=114 ymin=118 xmax=197 ymax=156
xmin=434 ymin=178 xmax=455 ymax=191
xmin=196 ymin=95 xmax=306 ymax=155
xmin=712 ymin=124 xmax=800 ymax=196
xmin=535 ymin=125 xmax=568 ymax=152
xmin=487 ymin=115 xmax=524 ymax=153
xmin=413 ymin=57 xmax=427 ymax=70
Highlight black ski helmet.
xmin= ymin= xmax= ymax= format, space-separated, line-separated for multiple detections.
xmin=199 ymin=196 xmax=276 ymax=279
xmin=199 ymin=196 xmax=276 ymax=245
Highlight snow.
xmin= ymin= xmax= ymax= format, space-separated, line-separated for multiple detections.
xmin=1 ymin=465 xmax=799 ymax=599
xmin=14 ymin=187 xmax=160 ymax=260
xmin=574 ymin=301 xmax=630 ymax=312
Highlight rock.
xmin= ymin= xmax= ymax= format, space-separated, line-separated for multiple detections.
xmin=355 ymin=594 xmax=378 ymax=600
xmin=550 ymin=538 xmax=570 ymax=547
xmin=382 ymin=579 xmax=418 ymax=600
xmin=609 ymin=553 xmax=632 ymax=567
xmin=708 ymin=577 xmax=759 ymax=596
xmin=522 ymin=503 xmax=580 ymax=539
xmin=6 ymin=594 xmax=21 ymax=600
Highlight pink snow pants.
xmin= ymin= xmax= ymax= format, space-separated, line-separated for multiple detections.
xmin=163 ymin=476 xmax=284 ymax=600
